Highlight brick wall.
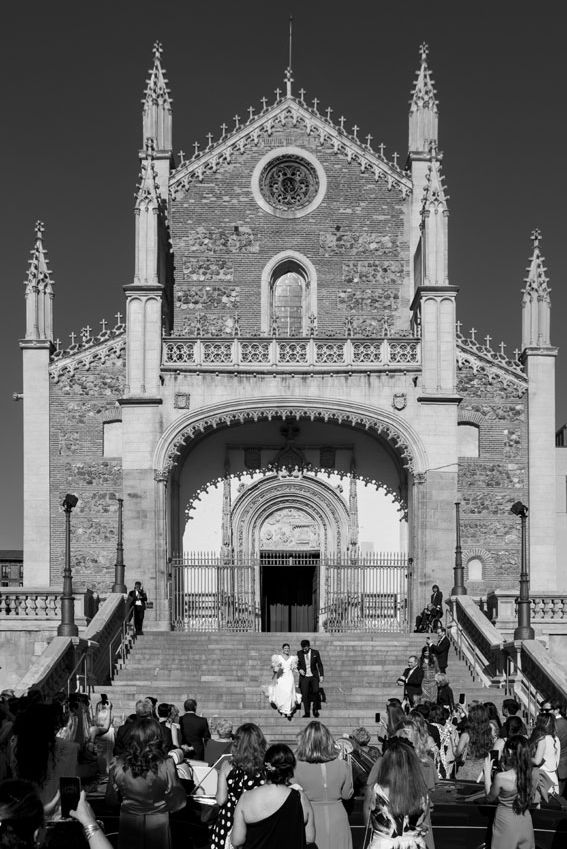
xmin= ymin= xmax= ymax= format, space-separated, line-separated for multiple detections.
xmin=49 ymin=354 xmax=125 ymax=590
xmin=457 ymin=362 xmax=528 ymax=591
xmin=170 ymin=127 xmax=409 ymax=337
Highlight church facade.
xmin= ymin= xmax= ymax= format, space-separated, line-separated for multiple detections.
xmin=19 ymin=45 xmax=560 ymax=632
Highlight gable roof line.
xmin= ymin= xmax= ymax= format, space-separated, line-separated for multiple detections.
xmin=169 ymin=97 xmax=412 ymax=198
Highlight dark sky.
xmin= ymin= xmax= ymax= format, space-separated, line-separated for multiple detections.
xmin=1 ymin=1 xmax=565 ymax=549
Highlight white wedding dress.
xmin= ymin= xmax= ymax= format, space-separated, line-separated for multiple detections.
xmin=268 ymin=653 xmax=300 ymax=717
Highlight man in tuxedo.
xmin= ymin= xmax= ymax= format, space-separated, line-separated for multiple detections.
xmin=180 ymin=698 xmax=211 ymax=761
xmin=430 ymin=626 xmax=450 ymax=673
xmin=297 ymin=639 xmax=324 ymax=718
xmin=128 ymin=581 xmax=147 ymax=635
xmin=397 ymin=655 xmax=423 ymax=706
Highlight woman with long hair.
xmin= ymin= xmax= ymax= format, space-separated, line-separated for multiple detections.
xmin=109 ymin=716 xmax=186 ymax=848
xmin=10 ymin=702 xmax=79 ymax=814
xmin=385 ymin=702 xmax=405 ymax=738
xmin=267 ymin=643 xmax=300 ymax=720
xmin=211 ymin=722 xmax=267 ymax=849
xmin=486 ymin=735 xmax=535 ymax=849
xmin=293 ymin=720 xmax=353 ymax=849
xmin=419 ymin=641 xmax=439 ymax=702
xmin=529 ymin=712 xmax=561 ymax=794
xmin=365 ymin=737 xmax=430 ymax=849
xmin=230 ymin=744 xmax=315 ymax=849
xmin=435 ymin=673 xmax=454 ymax=712
xmin=455 ymin=703 xmax=494 ymax=783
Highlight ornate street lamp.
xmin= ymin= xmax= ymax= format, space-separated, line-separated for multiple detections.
xmin=57 ymin=493 xmax=79 ymax=637
xmin=451 ymin=498 xmax=467 ymax=596
xmin=111 ymin=497 xmax=127 ymax=593
xmin=511 ymin=501 xmax=534 ymax=641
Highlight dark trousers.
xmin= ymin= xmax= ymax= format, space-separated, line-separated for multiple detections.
xmin=299 ymin=675 xmax=321 ymax=715
xmin=133 ymin=605 xmax=145 ymax=634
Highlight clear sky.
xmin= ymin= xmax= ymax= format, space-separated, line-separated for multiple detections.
xmin=1 ymin=0 xmax=565 ymax=549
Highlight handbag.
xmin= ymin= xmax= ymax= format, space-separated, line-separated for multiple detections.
xmin=319 ymin=687 xmax=327 ymax=703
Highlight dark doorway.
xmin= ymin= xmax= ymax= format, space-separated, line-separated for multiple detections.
xmin=261 ymin=552 xmax=319 ymax=632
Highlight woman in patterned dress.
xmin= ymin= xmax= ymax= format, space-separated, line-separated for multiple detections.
xmin=211 ymin=723 xmax=267 ymax=849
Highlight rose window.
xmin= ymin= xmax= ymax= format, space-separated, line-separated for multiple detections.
xmin=259 ymin=156 xmax=319 ymax=211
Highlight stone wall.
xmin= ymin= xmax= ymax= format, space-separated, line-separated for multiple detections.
xmin=170 ymin=125 xmax=409 ymax=337
xmin=457 ymin=360 xmax=528 ymax=592
xmin=49 ymin=352 xmax=125 ymax=591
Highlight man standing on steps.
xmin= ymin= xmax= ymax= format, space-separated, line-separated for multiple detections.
xmin=397 ymin=655 xmax=423 ymax=706
xmin=128 ymin=581 xmax=147 ymax=636
xmin=430 ymin=625 xmax=450 ymax=673
xmin=180 ymin=698 xmax=211 ymax=761
xmin=297 ymin=639 xmax=324 ymax=718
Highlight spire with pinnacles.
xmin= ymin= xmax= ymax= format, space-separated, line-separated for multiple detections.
xmin=522 ymin=228 xmax=551 ymax=348
xmin=134 ymin=138 xmax=161 ymax=287
xmin=419 ymin=142 xmax=449 ymax=286
xmin=409 ymin=42 xmax=438 ymax=153
xmin=24 ymin=220 xmax=54 ymax=341
xmin=143 ymin=41 xmax=172 ymax=152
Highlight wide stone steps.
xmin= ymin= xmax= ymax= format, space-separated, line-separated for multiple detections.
xmin=95 ymin=631 xmax=503 ymax=744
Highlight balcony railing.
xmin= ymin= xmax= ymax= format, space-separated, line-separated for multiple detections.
xmin=162 ymin=336 xmax=421 ymax=372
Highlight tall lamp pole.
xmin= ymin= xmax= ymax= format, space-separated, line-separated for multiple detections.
xmin=58 ymin=493 xmax=79 ymax=637
xmin=451 ymin=498 xmax=466 ymax=595
xmin=112 ymin=497 xmax=127 ymax=593
xmin=511 ymin=501 xmax=534 ymax=641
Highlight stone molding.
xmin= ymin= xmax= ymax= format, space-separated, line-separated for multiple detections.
xmin=153 ymin=398 xmax=429 ymax=479
xmin=169 ymin=98 xmax=411 ymax=200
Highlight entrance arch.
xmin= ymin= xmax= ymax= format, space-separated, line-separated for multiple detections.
xmin=154 ymin=399 xmax=429 ymax=632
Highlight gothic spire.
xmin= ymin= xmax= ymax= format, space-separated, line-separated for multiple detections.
xmin=419 ymin=143 xmax=449 ymax=286
xmin=409 ymin=42 xmax=439 ymax=153
xmin=522 ymin=229 xmax=551 ymax=348
xmin=24 ymin=220 xmax=54 ymax=340
xmin=133 ymin=140 xmax=161 ymax=286
xmin=142 ymin=41 xmax=172 ymax=152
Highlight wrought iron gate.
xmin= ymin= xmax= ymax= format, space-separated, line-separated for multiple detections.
xmin=322 ymin=553 xmax=410 ymax=632
xmin=169 ymin=553 xmax=411 ymax=633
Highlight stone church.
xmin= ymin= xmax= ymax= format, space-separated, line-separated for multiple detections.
xmin=19 ymin=44 xmax=561 ymax=633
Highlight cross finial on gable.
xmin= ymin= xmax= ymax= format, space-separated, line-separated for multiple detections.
xmin=352 ymin=125 xmax=359 ymax=140
xmin=298 ymin=88 xmax=306 ymax=103
xmin=153 ymin=41 xmax=163 ymax=61
xmin=34 ymin=220 xmax=45 ymax=241
xmin=531 ymin=227 xmax=542 ymax=249
xmin=339 ymin=115 xmax=345 ymax=131
xmin=419 ymin=42 xmax=429 ymax=63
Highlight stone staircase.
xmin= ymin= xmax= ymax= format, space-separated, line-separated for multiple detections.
xmin=94 ymin=632 xmax=503 ymax=743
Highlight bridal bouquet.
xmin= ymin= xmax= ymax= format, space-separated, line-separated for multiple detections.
xmin=271 ymin=655 xmax=283 ymax=673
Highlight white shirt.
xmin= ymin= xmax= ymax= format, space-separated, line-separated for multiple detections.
xmin=304 ymin=650 xmax=313 ymax=677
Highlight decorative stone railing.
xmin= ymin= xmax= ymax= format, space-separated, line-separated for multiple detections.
xmin=0 ymin=588 xmax=62 ymax=618
xmin=14 ymin=593 xmax=134 ymax=699
xmin=502 ymin=639 xmax=567 ymax=722
xmin=162 ymin=336 xmax=421 ymax=372
xmin=448 ymin=595 xmax=505 ymax=685
xmin=487 ymin=591 xmax=567 ymax=624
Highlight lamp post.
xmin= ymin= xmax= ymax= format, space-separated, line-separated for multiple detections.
xmin=58 ymin=493 xmax=79 ymax=637
xmin=511 ymin=501 xmax=534 ymax=641
xmin=451 ymin=498 xmax=466 ymax=596
xmin=111 ymin=497 xmax=127 ymax=593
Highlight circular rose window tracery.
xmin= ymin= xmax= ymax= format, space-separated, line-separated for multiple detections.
xmin=260 ymin=156 xmax=319 ymax=211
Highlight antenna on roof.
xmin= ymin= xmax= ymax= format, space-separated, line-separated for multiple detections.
xmin=285 ymin=15 xmax=294 ymax=97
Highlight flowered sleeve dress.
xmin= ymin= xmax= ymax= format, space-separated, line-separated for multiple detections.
xmin=210 ymin=766 xmax=265 ymax=848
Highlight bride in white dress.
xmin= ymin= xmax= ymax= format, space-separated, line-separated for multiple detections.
xmin=268 ymin=643 xmax=300 ymax=720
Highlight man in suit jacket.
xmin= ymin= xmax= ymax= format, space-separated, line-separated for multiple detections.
xmin=397 ymin=655 xmax=424 ymax=705
xmin=128 ymin=581 xmax=147 ymax=635
xmin=297 ymin=639 xmax=324 ymax=718
xmin=180 ymin=698 xmax=211 ymax=761
xmin=430 ymin=626 xmax=450 ymax=673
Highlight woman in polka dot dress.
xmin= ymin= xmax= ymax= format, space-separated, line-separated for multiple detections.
xmin=210 ymin=723 xmax=267 ymax=849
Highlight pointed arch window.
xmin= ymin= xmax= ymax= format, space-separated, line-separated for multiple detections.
xmin=271 ymin=260 xmax=309 ymax=336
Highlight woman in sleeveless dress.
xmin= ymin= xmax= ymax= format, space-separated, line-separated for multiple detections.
xmin=231 ymin=744 xmax=314 ymax=849
xmin=487 ymin=735 xmax=535 ymax=849
xmin=529 ymin=711 xmax=561 ymax=795
xmin=211 ymin=723 xmax=267 ymax=849
xmin=268 ymin=643 xmax=299 ymax=720
xmin=294 ymin=721 xmax=353 ymax=849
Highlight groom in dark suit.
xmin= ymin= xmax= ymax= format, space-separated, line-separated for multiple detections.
xmin=297 ymin=639 xmax=324 ymax=718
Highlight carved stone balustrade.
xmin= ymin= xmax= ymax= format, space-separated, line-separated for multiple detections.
xmin=162 ymin=336 xmax=421 ymax=373
xmin=0 ymin=588 xmax=62 ymax=619
xmin=487 ymin=590 xmax=567 ymax=656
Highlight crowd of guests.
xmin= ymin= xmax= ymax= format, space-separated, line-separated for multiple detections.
xmin=2 ymin=679 xmax=567 ymax=849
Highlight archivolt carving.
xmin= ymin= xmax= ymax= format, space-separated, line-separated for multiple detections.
xmin=183 ymin=466 xmax=408 ymax=522
xmin=161 ymin=405 xmax=417 ymax=479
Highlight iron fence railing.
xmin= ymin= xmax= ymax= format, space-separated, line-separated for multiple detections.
xmin=170 ymin=553 xmax=410 ymax=633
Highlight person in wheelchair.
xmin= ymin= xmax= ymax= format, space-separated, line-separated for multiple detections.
xmin=414 ymin=584 xmax=443 ymax=632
